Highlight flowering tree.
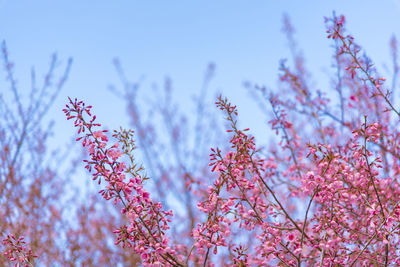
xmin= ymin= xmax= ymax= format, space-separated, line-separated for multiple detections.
xmin=4 ymin=13 xmax=400 ymax=266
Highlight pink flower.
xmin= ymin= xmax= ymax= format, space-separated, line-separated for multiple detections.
xmin=287 ymin=233 xmax=295 ymax=242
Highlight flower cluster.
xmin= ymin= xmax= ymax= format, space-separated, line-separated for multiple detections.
xmin=2 ymin=235 xmax=37 ymax=267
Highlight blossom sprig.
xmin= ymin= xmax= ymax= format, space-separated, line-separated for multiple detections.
xmin=64 ymin=97 xmax=184 ymax=266
xmin=2 ymin=234 xmax=37 ymax=267
xmin=195 ymin=96 xmax=321 ymax=265
xmin=326 ymin=14 xmax=400 ymax=117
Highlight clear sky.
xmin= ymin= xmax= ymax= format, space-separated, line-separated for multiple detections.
xmin=1 ymin=0 xmax=399 ymax=160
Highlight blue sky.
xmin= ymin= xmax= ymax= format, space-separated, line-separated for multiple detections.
xmin=1 ymin=0 xmax=399 ymax=158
